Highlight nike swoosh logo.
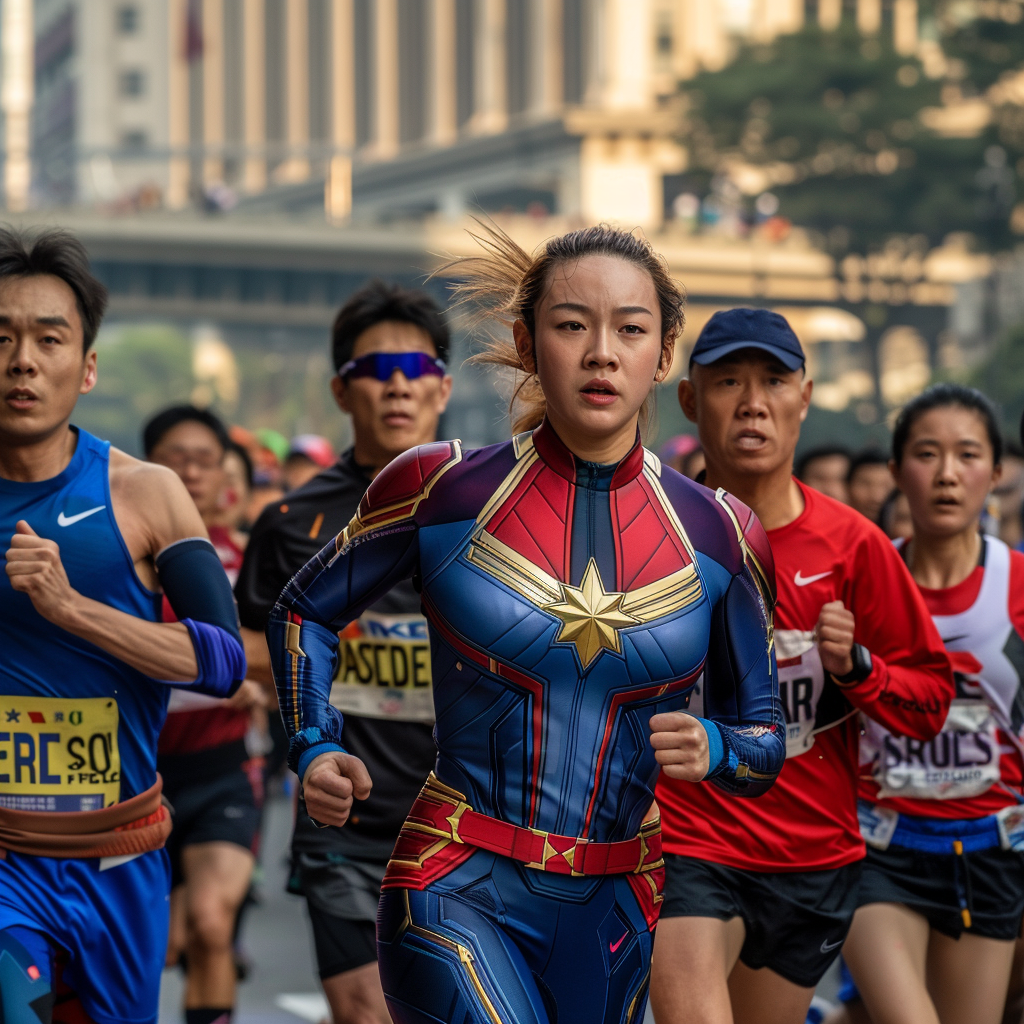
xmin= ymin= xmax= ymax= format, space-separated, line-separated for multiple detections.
xmin=57 ymin=505 xmax=105 ymax=527
xmin=609 ymin=932 xmax=629 ymax=953
xmin=820 ymin=937 xmax=843 ymax=953
xmin=942 ymin=635 xmax=969 ymax=645
xmin=795 ymin=570 xmax=832 ymax=586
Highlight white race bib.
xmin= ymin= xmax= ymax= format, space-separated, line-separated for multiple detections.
xmin=862 ymin=699 xmax=1001 ymax=800
xmin=776 ymin=630 xmax=826 ymax=758
xmin=857 ymin=800 xmax=899 ymax=850
xmin=998 ymin=804 xmax=1024 ymax=851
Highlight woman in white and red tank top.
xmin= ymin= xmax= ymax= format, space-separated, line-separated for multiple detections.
xmin=839 ymin=384 xmax=1024 ymax=1024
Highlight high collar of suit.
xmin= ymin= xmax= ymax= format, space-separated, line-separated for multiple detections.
xmin=531 ymin=418 xmax=644 ymax=490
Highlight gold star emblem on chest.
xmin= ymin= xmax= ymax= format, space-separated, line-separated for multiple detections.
xmin=545 ymin=559 xmax=639 ymax=667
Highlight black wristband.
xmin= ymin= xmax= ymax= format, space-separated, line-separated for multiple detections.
xmin=831 ymin=643 xmax=873 ymax=687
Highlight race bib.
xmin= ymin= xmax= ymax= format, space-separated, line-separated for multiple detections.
xmin=678 ymin=634 xmax=828 ymax=758
xmin=330 ymin=612 xmax=434 ymax=723
xmin=858 ymin=800 xmax=899 ymax=850
xmin=998 ymin=804 xmax=1024 ymax=852
xmin=863 ymin=699 xmax=1001 ymax=800
xmin=0 ymin=697 xmax=120 ymax=811
xmin=776 ymin=630 xmax=826 ymax=758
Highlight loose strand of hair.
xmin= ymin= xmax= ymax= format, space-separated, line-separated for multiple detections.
xmin=436 ymin=219 xmax=684 ymax=441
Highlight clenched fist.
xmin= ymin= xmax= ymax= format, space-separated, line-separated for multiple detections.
xmin=5 ymin=520 xmax=79 ymax=627
xmin=649 ymin=712 xmax=711 ymax=782
xmin=302 ymin=750 xmax=373 ymax=828
xmin=815 ymin=600 xmax=856 ymax=678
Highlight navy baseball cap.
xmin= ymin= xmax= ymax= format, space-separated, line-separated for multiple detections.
xmin=690 ymin=308 xmax=805 ymax=372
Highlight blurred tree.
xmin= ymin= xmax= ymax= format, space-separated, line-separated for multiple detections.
xmin=75 ymin=326 xmax=351 ymax=457
xmin=679 ymin=3 xmax=1024 ymax=253
xmin=942 ymin=4 xmax=1024 ymax=91
xmin=75 ymin=324 xmax=194 ymax=455
xmin=964 ymin=320 xmax=1024 ymax=433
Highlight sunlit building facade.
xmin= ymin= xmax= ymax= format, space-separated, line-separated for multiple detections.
xmin=22 ymin=0 xmax=921 ymax=221
xmin=12 ymin=0 xmax=971 ymax=433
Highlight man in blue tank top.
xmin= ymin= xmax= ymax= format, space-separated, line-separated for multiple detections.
xmin=0 ymin=229 xmax=246 ymax=1024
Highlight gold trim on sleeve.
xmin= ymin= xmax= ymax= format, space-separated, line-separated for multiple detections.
xmin=337 ymin=442 xmax=464 ymax=552
xmin=475 ymin=446 xmax=539 ymax=528
xmin=714 ymin=488 xmax=775 ymax=652
xmin=641 ymin=464 xmax=700 ymax=570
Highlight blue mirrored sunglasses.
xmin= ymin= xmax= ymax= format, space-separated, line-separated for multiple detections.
xmin=338 ymin=351 xmax=447 ymax=382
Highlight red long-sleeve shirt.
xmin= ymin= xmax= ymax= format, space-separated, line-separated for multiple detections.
xmin=658 ymin=482 xmax=954 ymax=871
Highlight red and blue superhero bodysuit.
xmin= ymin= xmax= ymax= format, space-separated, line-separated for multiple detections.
xmin=269 ymin=420 xmax=784 ymax=1024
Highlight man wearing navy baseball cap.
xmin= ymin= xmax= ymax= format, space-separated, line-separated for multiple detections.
xmin=689 ymin=307 xmax=807 ymax=373
xmin=680 ymin=307 xmax=809 ymax=501
xmin=651 ymin=308 xmax=953 ymax=1024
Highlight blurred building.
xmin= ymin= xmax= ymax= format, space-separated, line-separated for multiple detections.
xmin=8 ymin=0 xmax=988 ymax=442
xmin=19 ymin=0 xmax=921 ymax=221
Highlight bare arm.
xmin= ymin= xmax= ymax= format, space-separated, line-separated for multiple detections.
xmin=4 ymin=456 xmax=209 ymax=681
xmin=241 ymin=626 xmax=274 ymax=686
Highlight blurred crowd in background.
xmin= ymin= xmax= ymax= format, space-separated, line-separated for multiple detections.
xmin=660 ymin=430 xmax=1024 ymax=550
xmin=167 ymin=413 xmax=1024 ymax=618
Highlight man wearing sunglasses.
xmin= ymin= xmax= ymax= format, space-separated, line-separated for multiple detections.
xmin=235 ymin=280 xmax=451 ymax=1024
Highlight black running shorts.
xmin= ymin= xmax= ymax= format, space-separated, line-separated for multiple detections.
xmin=291 ymin=852 xmax=388 ymax=979
xmin=307 ymin=906 xmax=378 ymax=979
xmin=161 ymin=741 xmax=263 ymax=887
xmin=857 ymin=841 xmax=1024 ymax=941
xmin=661 ymin=853 xmax=862 ymax=988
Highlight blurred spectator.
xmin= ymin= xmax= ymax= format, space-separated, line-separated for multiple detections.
xmin=878 ymin=488 xmax=913 ymax=542
xmin=203 ymin=182 xmax=238 ymax=212
xmin=144 ymin=405 xmax=228 ymax=530
xmin=796 ymin=445 xmax=852 ymax=503
xmin=283 ymin=433 xmax=336 ymax=491
xmin=144 ymin=405 xmax=265 ymax=1024
xmin=992 ymin=441 xmax=1024 ymax=549
xmin=255 ymin=427 xmax=289 ymax=466
xmin=682 ymin=447 xmax=706 ymax=481
xmin=212 ymin=441 xmax=254 ymax=546
xmin=660 ymin=435 xmax=705 ymax=480
xmin=230 ymin=427 xmax=287 ymax=523
xmin=847 ymin=449 xmax=892 ymax=523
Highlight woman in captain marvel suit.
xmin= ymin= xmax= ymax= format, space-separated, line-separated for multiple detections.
xmin=267 ymin=223 xmax=785 ymax=1024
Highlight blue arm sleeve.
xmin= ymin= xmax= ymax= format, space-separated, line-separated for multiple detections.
xmin=155 ymin=537 xmax=245 ymax=698
xmin=269 ymin=521 xmax=420 ymax=777
xmin=701 ymin=564 xmax=785 ymax=797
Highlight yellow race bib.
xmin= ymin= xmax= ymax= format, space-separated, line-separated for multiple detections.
xmin=331 ymin=612 xmax=434 ymax=723
xmin=0 ymin=697 xmax=120 ymax=811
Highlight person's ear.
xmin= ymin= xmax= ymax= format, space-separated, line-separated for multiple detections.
xmin=678 ymin=377 xmax=698 ymax=424
xmin=655 ymin=337 xmax=676 ymax=383
xmin=992 ymin=461 xmax=1004 ymax=489
xmin=799 ymin=377 xmax=812 ymax=423
xmin=513 ymin=319 xmax=537 ymax=375
xmin=330 ymin=373 xmax=351 ymax=414
xmin=435 ymin=375 xmax=453 ymax=414
xmin=79 ymin=349 xmax=98 ymax=395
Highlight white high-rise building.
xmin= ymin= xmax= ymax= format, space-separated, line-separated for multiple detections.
xmin=32 ymin=0 xmax=177 ymax=206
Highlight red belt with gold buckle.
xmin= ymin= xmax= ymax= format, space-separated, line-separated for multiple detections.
xmin=392 ymin=773 xmax=663 ymax=879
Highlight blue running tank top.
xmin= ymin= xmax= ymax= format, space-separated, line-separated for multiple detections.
xmin=0 ymin=428 xmax=168 ymax=810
